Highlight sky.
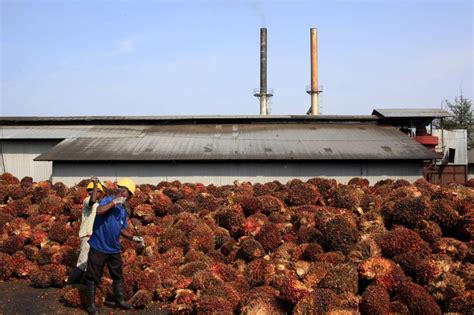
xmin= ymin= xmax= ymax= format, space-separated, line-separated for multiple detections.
xmin=1 ymin=0 xmax=472 ymax=116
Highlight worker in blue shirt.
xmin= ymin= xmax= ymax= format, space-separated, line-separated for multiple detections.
xmin=85 ymin=178 xmax=143 ymax=314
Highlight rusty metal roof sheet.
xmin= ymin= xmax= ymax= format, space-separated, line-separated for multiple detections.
xmin=35 ymin=123 xmax=440 ymax=161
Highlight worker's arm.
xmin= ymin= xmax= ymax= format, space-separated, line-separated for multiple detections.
xmin=96 ymin=196 xmax=125 ymax=216
xmin=88 ymin=177 xmax=99 ymax=208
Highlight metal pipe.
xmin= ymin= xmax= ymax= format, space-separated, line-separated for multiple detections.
xmin=310 ymin=28 xmax=318 ymax=115
xmin=260 ymin=27 xmax=268 ymax=115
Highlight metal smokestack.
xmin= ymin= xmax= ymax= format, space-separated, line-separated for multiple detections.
xmin=308 ymin=28 xmax=321 ymax=115
xmin=254 ymin=28 xmax=272 ymax=115
xmin=260 ymin=28 xmax=268 ymax=115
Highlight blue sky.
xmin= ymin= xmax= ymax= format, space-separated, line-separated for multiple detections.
xmin=1 ymin=0 xmax=472 ymax=116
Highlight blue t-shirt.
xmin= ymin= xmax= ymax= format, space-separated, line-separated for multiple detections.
xmin=88 ymin=195 xmax=128 ymax=254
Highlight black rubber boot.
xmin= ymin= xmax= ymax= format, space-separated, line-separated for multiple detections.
xmin=113 ymin=280 xmax=131 ymax=309
xmin=67 ymin=267 xmax=84 ymax=285
xmin=86 ymin=280 xmax=97 ymax=315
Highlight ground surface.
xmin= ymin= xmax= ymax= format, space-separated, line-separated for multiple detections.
xmin=0 ymin=280 xmax=169 ymax=315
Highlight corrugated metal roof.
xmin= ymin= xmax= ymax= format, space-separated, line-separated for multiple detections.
xmin=0 ymin=126 xmax=147 ymax=139
xmin=0 ymin=115 xmax=377 ymax=123
xmin=35 ymin=123 xmax=440 ymax=161
xmin=372 ymin=108 xmax=453 ymax=118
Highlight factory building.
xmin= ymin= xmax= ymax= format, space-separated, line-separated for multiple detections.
xmin=0 ymin=111 xmax=447 ymax=186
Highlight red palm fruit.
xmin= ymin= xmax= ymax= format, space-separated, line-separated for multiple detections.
xmin=255 ymin=223 xmax=282 ymax=252
xmin=235 ymin=195 xmax=263 ymax=216
xmin=1 ymin=235 xmax=25 ymax=254
xmin=173 ymin=212 xmax=198 ymax=234
xmin=432 ymin=237 xmax=468 ymax=261
xmin=37 ymin=242 xmax=61 ymax=265
xmin=323 ymin=216 xmax=359 ymax=255
xmin=385 ymin=197 xmax=431 ymax=228
xmin=0 ymin=212 xmax=13 ymax=229
xmin=31 ymin=186 xmax=49 ymax=204
xmin=20 ymin=176 xmax=33 ymax=189
xmin=134 ymin=204 xmax=155 ymax=224
xmin=130 ymin=289 xmax=153 ymax=309
xmin=189 ymin=223 xmax=215 ymax=253
xmin=136 ymin=267 xmax=161 ymax=292
xmin=258 ymin=195 xmax=285 ymax=215
xmin=431 ymin=199 xmax=461 ymax=231
xmin=302 ymin=262 xmax=331 ymax=288
xmin=179 ymin=261 xmax=209 ymax=278
xmin=236 ymin=239 xmax=265 ymax=262
xmin=127 ymin=189 xmax=148 ymax=211
xmin=2 ymin=184 xmax=26 ymax=201
xmin=307 ymin=177 xmax=338 ymax=201
xmin=52 ymin=182 xmax=68 ymax=198
xmin=43 ymin=263 xmax=67 ymax=287
xmin=215 ymin=204 xmax=245 ymax=239
xmin=7 ymin=218 xmax=32 ymax=239
xmin=360 ymin=284 xmax=390 ymax=315
xmin=169 ymin=289 xmax=197 ymax=314
xmin=348 ymin=238 xmax=381 ymax=265
xmin=456 ymin=211 xmax=474 ymax=241
xmin=16 ymin=259 xmax=39 ymax=279
xmin=1 ymin=173 xmax=20 ymax=185
xmin=377 ymin=225 xmax=431 ymax=258
xmin=415 ymin=220 xmax=442 ymax=244
xmin=300 ymin=243 xmax=324 ymax=262
xmin=39 ymin=195 xmax=65 ymax=216
xmin=293 ymin=288 xmax=342 ymax=315
xmin=314 ymin=252 xmax=347 ymax=265
xmin=48 ymin=221 xmax=70 ymax=244
xmin=446 ymin=290 xmax=474 ymax=313
xmin=62 ymin=284 xmax=104 ymax=308
xmin=358 ymin=257 xmax=407 ymax=293
xmin=196 ymin=295 xmax=234 ymax=314
xmin=191 ymin=269 xmax=224 ymax=291
xmin=348 ymin=177 xmax=369 ymax=187
xmin=30 ymin=267 xmax=51 ymax=287
xmin=209 ymin=262 xmax=237 ymax=282
xmin=278 ymin=277 xmax=312 ymax=304
xmin=395 ymin=281 xmax=441 ymax=315
xmin=288 ymin=183 xmax=322 ymax=206
xmin=23 ymin=244 xmax=39 ymax=261
xmin=318 ymin=263 xmax=358 ymax=295
xmin=428 ymin=272 xmax=465 ymax=303
xmin=238 ymin=286 xmax=285 ymax=315
xmin=245 ymin=258 xmax=267 ymax=287
xmin=29 ymin=229 xmax=49 ymax=248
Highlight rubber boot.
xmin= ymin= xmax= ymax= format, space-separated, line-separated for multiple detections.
xmin=113 ymin=280 xmax=131 ymax=309
xmin=67 ymin=267 xmax=84 ymax=285
xmin=86 ymin=280 xmax=97 ymax=315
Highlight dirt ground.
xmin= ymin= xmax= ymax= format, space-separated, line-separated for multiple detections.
xmin=0 ymin=280 xmax=169 ymax=315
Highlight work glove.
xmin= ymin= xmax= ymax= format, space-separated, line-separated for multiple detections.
xmin=132 ymin=236 xmax=145 ymax=247
xmin=113 ymin=197 xmax=126 ymax=205
xmin=90 ymin=176 xmax=99 ymax=183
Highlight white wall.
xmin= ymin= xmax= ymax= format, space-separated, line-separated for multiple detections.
xmin=52 ymin=161 xmax=424 ymax=186
xmin=0 ymin=140 xmax=60 ymax=181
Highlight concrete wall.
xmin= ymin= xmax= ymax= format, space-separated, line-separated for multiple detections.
xmin=0 ymin=140 xmax=60 ymax=181
xmin=52 ymin=160 xmax=424 ymax=186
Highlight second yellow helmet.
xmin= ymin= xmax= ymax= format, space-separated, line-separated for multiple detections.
xmin=116 ymin=178 xmax=136 ymax=195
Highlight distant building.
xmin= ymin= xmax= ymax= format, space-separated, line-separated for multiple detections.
xmin=0 ymin=111 xmax=448 ymax=186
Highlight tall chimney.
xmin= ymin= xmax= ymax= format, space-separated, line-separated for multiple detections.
xmin=254 ymin=28 xmax=272 ymax=115
xmin=260 ymin=28 xmax=268 ymax=115
xmin=308 ymin=28 xmax=321 ymax=115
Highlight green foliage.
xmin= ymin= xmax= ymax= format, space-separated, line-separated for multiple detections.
xmin=441 ymin=94 xmax=473 ymax=145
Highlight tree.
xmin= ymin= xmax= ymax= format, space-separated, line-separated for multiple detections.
xmin=441 ymin=94 xmax=473 ymax=145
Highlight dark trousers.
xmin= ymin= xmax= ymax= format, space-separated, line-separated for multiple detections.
xmin=85 ymin=247 xmax=123 ymax=284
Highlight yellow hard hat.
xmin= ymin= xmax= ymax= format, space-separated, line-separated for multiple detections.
xmin=117 ymin=178 xmax=136 ymax=195
xmin=86 ymin=181 xmax=104 ymax=193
